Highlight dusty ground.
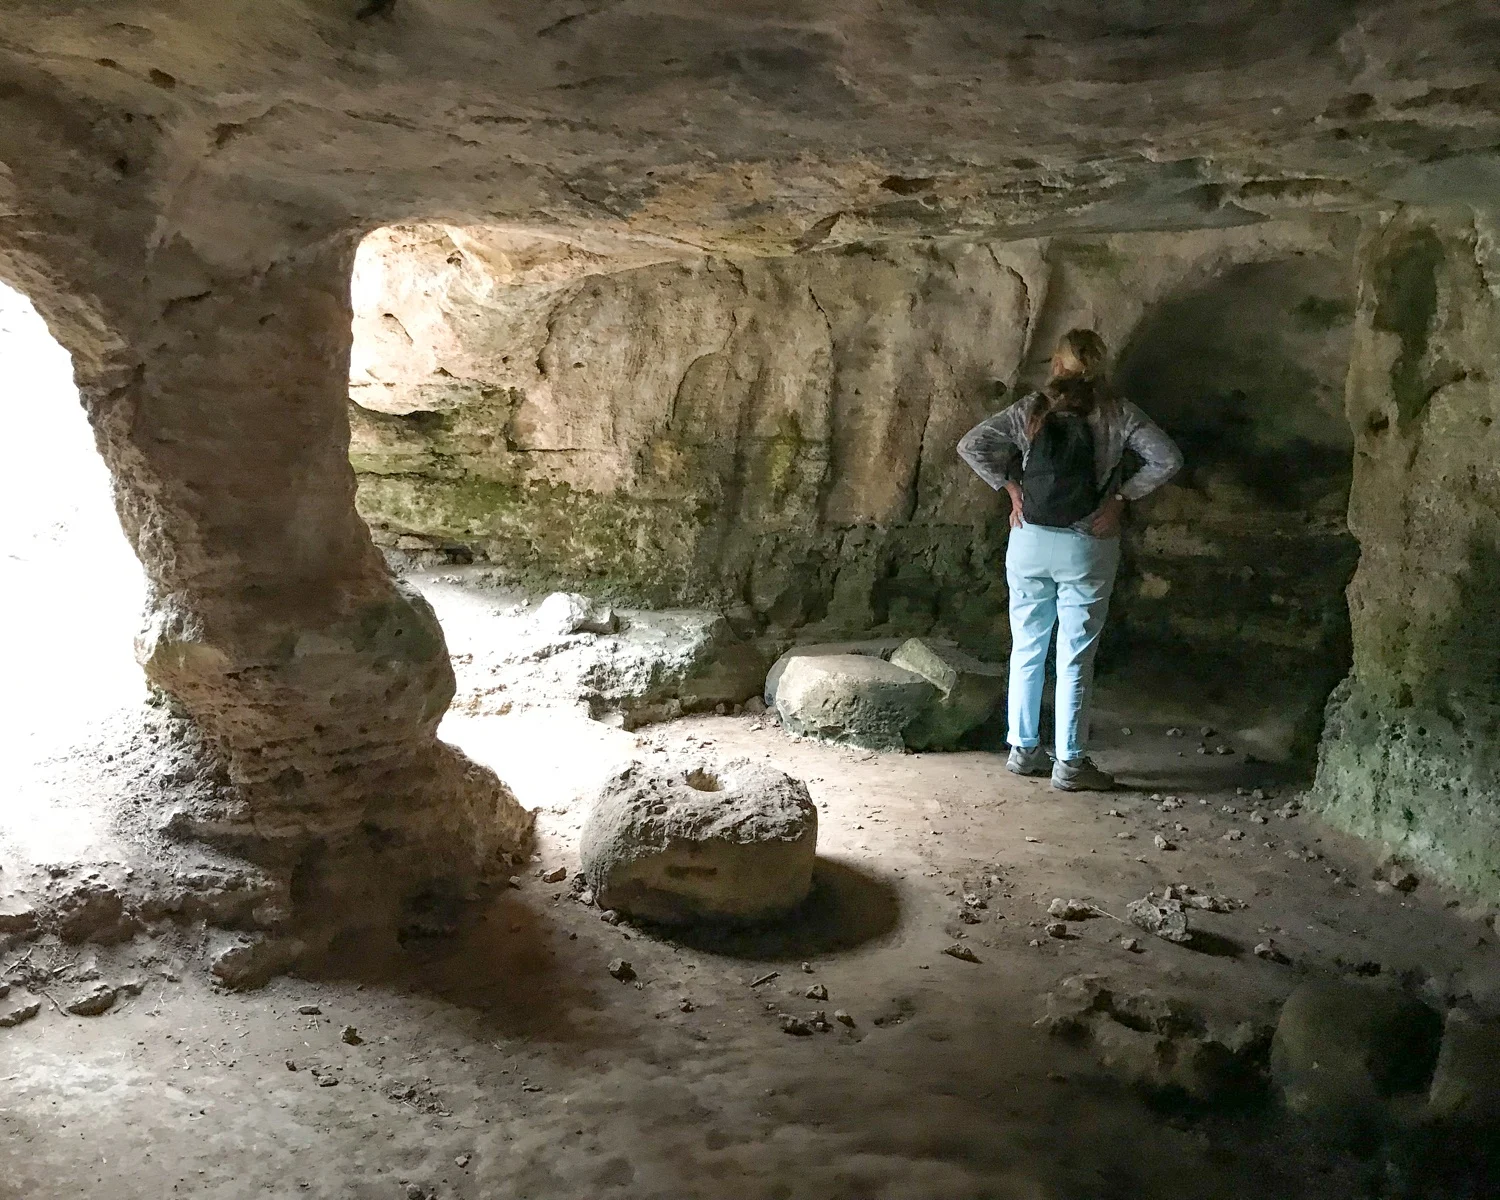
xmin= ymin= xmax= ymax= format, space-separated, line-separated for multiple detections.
xmin=5 ymin=668 xmax=1500 ymax=1199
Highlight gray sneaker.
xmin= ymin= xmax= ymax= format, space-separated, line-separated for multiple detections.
xmin=1006 ymin=744 xmax=1051 ymax=776
xmin=1051 ymin=755 xmax=1116 ymax=792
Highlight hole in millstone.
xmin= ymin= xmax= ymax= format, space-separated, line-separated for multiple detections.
xmin=683 ymin=768 xmax=722 ymax=792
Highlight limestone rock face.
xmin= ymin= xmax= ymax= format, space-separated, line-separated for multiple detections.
xmin=1313 ymin=209 xmax=1500 ymax=901
xmin=1270 ymin=981 xmax=1443 ymax=1120
xmin=773 ymin=654 xmax=937 ymax=750
xmin=580 ymin=759 xmax=817 ymax=925
xmin=889 ymin=638 xmax=1006 ymax=750
xmin=350 ymin=222 xmax=1357 ymax=667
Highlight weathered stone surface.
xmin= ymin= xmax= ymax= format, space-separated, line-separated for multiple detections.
xmin=0 ymin=896 xmax=38 ymax=937
xmin=888 ymin=638 xmax=1005 ymax=750
xmin=762 ymin=642 xmax=904 ymax=708
xmin=65 ymin=983 xmax=117 ymax=1017
xmin=1039 ymin=975 xmax=1268 ymax=1107
xmin=0 ymin=993 xmax=41 ymax=1029
xmin=1270 ymin=981 xmax=1443 ymax=1119
xmin=209 ymin=934 xmax=309 ymax=992
xmin=1428 ymin=1012 xmax=1500 ymax=1127
xmin=434 ymin=583 xmax=768 ymax=726
xmin=773 ymin=654 xmax=937 ymax=750
xmin=351 ymin=223 xmax=1357 ymax=674
xmin=1313 ymin=209 xmax=1500 ymax=902
xmin=580 ymin=758 xmax=817 ymax=925
xmin=531 ymin=592 xmax=619 ymax=637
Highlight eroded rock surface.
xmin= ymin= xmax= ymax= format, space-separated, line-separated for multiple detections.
xmin=888 ymin=637 xmax=1005 ymax=750
xmin=772 ymin=654 xmax=937 ymax=751
xmin=580 ymin=758 xmax=817 ymax=925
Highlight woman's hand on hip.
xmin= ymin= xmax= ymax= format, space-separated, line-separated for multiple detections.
xmin=1092 ymin=493 xmax=1125 ymax=537
xmin=1004 ymin=481 xmax=1024 ymax=530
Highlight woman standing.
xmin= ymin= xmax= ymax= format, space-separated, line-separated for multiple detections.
xmin=958 ymin=329 xmax=1182 ymax=791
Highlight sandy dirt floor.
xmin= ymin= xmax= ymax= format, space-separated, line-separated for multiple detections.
xmin=4 ymin=681 xmax=1499 ymax=1199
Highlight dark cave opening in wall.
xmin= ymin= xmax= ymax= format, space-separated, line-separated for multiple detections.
xmin=1103 ymin=252 xmax=1361 ymax=763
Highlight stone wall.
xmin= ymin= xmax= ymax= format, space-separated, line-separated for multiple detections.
xmin=350 ymin=220 xmax=1359 ymax=682
xmin=1315 ymin=208 xmax=1500 ymax=901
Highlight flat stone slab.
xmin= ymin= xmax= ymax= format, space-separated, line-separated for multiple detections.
xmin=889 ymin=638 xmax=1005 ymax=750
xmin=772 ymin=653 xmax=937 ymax=750
xmin=581 ymin=757 xmax=817 ymax=925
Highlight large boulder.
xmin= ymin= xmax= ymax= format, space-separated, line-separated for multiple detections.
xmin=772 ymin=654 xmax=937 ymax=750
xmin=888 ymin=638 xmax=1006 ymax=750
xmin=1270 ymin=981 xmax=1443 ymax=1121
xmin=1428 ymin=1011 xmax=1500 ymax=1127
xmin=580 ymin=758 xmax=817 ymax=925
xmin=762 ymin=640 xmax=904 ymax=707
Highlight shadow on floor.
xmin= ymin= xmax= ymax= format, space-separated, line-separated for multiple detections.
xmin=643 ymin=856 xmax=901 ymax=961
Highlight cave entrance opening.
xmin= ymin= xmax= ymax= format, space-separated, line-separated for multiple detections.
xmin=1101 ymin=252 xmax=1360 ymax=764
xmin=0 ymin=280 xmax=147 ymax=858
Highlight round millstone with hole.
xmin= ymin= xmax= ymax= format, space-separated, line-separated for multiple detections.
xmin=580 ymin=758 xmax=818 ymax=925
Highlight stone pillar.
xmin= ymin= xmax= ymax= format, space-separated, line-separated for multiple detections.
xmin=1314 ymin=207 xmax=1500 ymax=901
xmin=81 ymin=235 xmax=529 ymax=880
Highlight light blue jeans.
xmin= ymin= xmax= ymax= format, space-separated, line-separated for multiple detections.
xmin=1005 ymin=523 xmax=1121 ymax=763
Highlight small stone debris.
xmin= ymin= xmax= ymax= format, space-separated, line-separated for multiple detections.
xmin=541 ymin=866 xmax=568 ymax=884
xmin=800 ymin=962 xmax=814 ymax=973
xmin=297 ymin=1004 xmax=321 ymax=1016
xmin=1126 ymin=893 xmax=1192 ymax=944
xmin=959 ymin=908 xmax=981 ymax=924
xmin=507 ymin=876 xmax=522 ymax=889
xmin=1120 ymin=937 xmax=1141 ymax=952
xmin=678 ymin=997 xmax=695 ymax=1013
xmin=577 ymin=889 xmax=595 ymax=906
xmin=340 ymin=1025 xmax=363 ymax=1045
xmin=600 ymin=909 xmax=623 ymax=925
xmin=805 ymin=984 xmax=829 ymax=1001
xmin=65 ymin=983 xmax=117 ymax=1017
xmin=1214 ymin=745 xmax=1234 ymax=756
xmin=1250 ymin=813 xmax=1268 ymax=825
xmin=1165 ymin=727 xmax=1184 ymax=738
xmin=1115 ymin=832 xmax=1135 ymax=841
xmin=963 ymin=893 xmax=987 ymax=909
xmin=780 ymin=1014 xmax=814 ymax=1036
xmin=1254 ymin=940 xmax=1290 ymax=964
xmin=1047 ymin=898 xmax=1098 ymax=921
xmin=834 ymin=1009 xmax=855 ymax=1027
xmin=406 ymin=1185 xmax=427 ymax=1200
xmin=1045 ymin=922 xmax=1068 ymax=939
xmin=749 ymin=971 xmax=780 ymax=988
xmin=1224 ymin=829 xmax=1245 ymax=842
xmin=0 ymin=996 xmax=41 ymax=1028
xmin=1153 ymin=834 xmax=1177 ymax=851
xmin=1106 ymin=808 xmax=1124 ymax=818
xmin=1024 ymin=836 xmax=1040 ymax=843
xmin=1158 ymin=796 xmax=1183 ymax=811
xmin=1200 ymin=726 xmax=1216 ymax=738
xmin=943 ymin=943 xmax=981 ymax=963
xmin=312 ymin=1070 xmax=339 ymax=1087
xmin=607 ymin=958 xmax=636 ymax=982
xmin=455 ymin=1153 xmax=472 ymax=1168
xmin=1120 ymin=727 xmax=1133 ymax=736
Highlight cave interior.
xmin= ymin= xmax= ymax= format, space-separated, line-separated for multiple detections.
xmin=2 ymin=4 xmax=1500 ymax=1197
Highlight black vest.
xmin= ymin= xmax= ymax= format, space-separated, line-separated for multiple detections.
xmin=1021 ymin=408 xmax=1100 ymax=528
